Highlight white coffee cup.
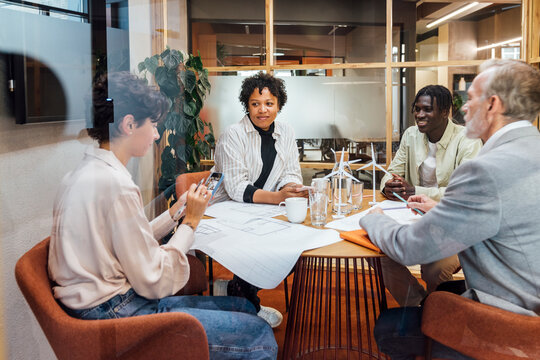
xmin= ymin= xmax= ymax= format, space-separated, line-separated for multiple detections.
xmin=279 ymin=197 xmax=308 ymax=224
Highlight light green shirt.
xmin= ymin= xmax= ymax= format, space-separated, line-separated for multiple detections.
xmin=380 ymin=120 xmax=482 ymax=201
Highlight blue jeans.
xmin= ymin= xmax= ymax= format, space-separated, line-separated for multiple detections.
xmin=374 ymin=307 xmax=473 ymax=360
xmin=65 ymin=289 xmax=277 ymax=360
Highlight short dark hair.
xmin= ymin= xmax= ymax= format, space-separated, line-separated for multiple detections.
xmin=238 ymin=72 xmax=287 ymax=113
xmin=87 ymin=72 xmax=168 ymax=144
xmin=411 ymin=85 xmax=452 ymax=116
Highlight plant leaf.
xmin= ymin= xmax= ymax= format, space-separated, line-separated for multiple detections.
xmin=183 ymin=97 xmax=198 ymax=117
xmin=196 ymin=117 xmax=204 ymax=133
xmin=176 ymin=144 xmax=187 ymax=163
xmin=187 ymin=55 xmax=203 ymax=72
xmin=176 ymin=115 xmax=190 ymax=134
xmin=204 ymin=132 xmax=215 ymax=145
xmin=167 ymin=132 xmax=177 ymax=147
xmin=164 ymin=111 xmax=180 ymax=131
xmin=138 ymin=61 xmax=146 ymax=73
xmin=171 ymin=49 xmax=183 ymax=64
xmin=180 ymin=70 xmax=197 ymax=93
xmin=199 ymin=69 xmax=211 ymax=93
xmin=160 ymin=47 xmax=170 ymax=60
xmin=156 ymin=121 xmax=166 ymax=142
xmin=144 ymin=56 xmax=159 ymax=74
xmin=155 ymin=67 xmax=180 ymax=98
xmin=162 ymin=48 xmax=181 ymax=69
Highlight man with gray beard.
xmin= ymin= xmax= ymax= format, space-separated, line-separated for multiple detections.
xmin=361 ymin=59 xmax=540 ymax=359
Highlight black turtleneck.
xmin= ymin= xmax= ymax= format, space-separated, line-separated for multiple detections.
xmin=243 ymin=120 xmax=277 ymax=203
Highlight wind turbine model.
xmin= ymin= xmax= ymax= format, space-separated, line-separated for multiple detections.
xmin=354 ymin=143 xmax=392 ymax=205
xmin=324 ymin=148 xmax=361 ymax=218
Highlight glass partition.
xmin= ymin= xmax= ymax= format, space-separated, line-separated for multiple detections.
xmin=394 ymin=0 xmax=522 ymax=62
xmin=190 ymin=0 xmax=265 ymax=67
xmin=273 ymin=0 xmax=387 ymax=65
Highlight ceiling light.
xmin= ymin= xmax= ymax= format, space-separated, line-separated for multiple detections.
xmin=252 ymin=52 xmax=285 ymax=56
xmin=477 ymin=37 xmax=522 ymax=51
xmin=426 ymin=2 xmax=480 ymax=29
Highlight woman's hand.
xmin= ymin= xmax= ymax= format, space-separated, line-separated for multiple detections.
xmin=277 ymin=183 xmax=308 ymax=202
xmin=182 ymin=183 xmax=211 ymax=230
xmin=407 ymin=194 xmax=438 ymax=214
xmin=383 ymin=174 xmax=415 ymax=200
xmin=169 ymin=191 xmax=188 ymax=220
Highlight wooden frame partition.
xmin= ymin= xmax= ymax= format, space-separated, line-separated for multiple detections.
xmin=153 ymin=0 xmax=537 ymax=171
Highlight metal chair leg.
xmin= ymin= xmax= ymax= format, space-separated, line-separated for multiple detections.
xmin=284 ymin=276 xmax=290 ymax=312
xmin=424 ymin=337 xmax=433 ymax=360
xmin=208 ymin=256 xmax=214 ymax=296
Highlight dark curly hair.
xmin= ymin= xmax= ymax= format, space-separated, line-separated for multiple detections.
xmin=87 ymin=72 xmax=168 ymax=145
xmin=411 ymin=85 xmax=452 ymax=117
xmin=238 ymin=72 xmax=287 ymax=113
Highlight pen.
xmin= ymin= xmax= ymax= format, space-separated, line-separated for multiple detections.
xmin=173 ymin=178 xmax=206 ymax=221
xmin=391 ymin=192 xmax=424 ymax=216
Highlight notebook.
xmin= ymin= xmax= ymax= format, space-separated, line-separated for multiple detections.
xmin=339 ymin=229 xmax=383 ymax=253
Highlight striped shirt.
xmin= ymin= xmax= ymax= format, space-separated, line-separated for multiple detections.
xmin=213 ymin=115 xmax=303 ymax=203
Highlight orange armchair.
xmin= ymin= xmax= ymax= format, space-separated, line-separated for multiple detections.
xmin=15 ymin=238 xmax=210 ymax=360
xmin=175 ymin=171 xmax=211 ymax=196
xmin=421 ymin=291 xmax=540 ymax=360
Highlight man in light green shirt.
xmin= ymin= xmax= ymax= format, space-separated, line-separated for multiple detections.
xmin=379 ymin=85 xmax=482 ymax=306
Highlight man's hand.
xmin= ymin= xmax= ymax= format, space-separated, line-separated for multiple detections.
xmin=407 ymin=194 xmax=438 ymax=214
xmin=383 ymin=174 xmax=415 ymax=200
xmin=368 ymin=207 xmax=384 ymax=215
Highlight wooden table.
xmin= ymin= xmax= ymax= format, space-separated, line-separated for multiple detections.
xmin=281 ymin=191 xmax=388 ymax=360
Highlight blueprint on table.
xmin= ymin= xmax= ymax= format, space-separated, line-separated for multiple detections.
xmin=191 ymin=217 xmax=340 ymax=289
xmin=204 ymin=200 xmax=285 ymax=222
xmin=325 ymin=200 xmax=422 ymax=232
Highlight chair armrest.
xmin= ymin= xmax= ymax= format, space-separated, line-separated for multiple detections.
xmin=421 ymin=292 xmax=540 ymax=360
xmin=51 ymin=312 xmax=209 ymax=360
xmin=112 ymin=312 xmax=209 ymax=360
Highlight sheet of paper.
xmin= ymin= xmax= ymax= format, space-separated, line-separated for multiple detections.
xmin=325 ymin=200 xmax=422 ymax=231
xmin=205 ymin=200 xmax=285 ymax=222
xmin=191 ymin=217 xmax=341 ymax=289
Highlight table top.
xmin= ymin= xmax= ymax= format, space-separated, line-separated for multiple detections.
xmin=274 ymin=190 xmax=387 ymax=259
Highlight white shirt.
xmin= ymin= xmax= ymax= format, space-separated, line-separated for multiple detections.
xmin=480 ymin=120 xmax=533 ymax=155
xmin=48 ymin=146 xmax=194 ymax=309
xmin=213 ymin=115 xmax=303 ymax=202
xmin=419 ymin=141 xmax=438 ymax=187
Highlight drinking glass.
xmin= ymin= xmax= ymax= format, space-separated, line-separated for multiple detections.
xmin=351 ymin=181 xmax=364 ymax=210
xmin=309 ymin=178 xmax=329 ymax=226
xmin=331 ymin=175 xmax=352 ymax=215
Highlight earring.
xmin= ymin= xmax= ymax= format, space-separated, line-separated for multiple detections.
xmin=129 ymin=131 xmax=133 ymax=135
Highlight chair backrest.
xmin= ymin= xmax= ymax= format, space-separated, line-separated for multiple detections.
xmin=175 ymin=171 xmax=211 ymax=198
xmin=15 ymin=238 xmax=210 ymax=360
xmin=422 ymin=291 xmax=540 ymax=360
xmin=14 ymin=237 xmax=80 ymax=359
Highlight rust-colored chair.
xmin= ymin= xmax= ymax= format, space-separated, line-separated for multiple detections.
xmin=421 ymin=291 xmax=540 ymax=360
xmin=15 ymin=238 xmax=210 ymax=360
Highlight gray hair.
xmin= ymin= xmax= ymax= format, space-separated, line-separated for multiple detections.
xmin=479 ymin=59 xmax=540 ymax=122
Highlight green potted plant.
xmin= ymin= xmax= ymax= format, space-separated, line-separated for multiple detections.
xmin=138 ymin=48 xmax=214 ymax=199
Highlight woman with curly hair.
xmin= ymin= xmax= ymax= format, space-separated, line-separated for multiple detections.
xmin=212 ymin=72 xmax=306 ymax=328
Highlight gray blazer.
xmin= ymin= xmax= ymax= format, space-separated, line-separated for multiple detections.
xmin=360 ymin=126 xmax=540 ymax=316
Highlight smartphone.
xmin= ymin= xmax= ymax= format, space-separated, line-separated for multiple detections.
xmin=204 ymin=172 xmax=224 ymax=199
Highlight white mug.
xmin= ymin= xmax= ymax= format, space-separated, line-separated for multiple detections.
xmin=279 ymin=197 xmax=308 ymax=224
